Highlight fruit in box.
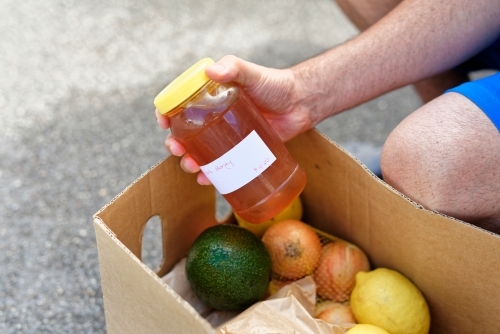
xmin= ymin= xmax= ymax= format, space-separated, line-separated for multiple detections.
xmin=350 ymin=268 xmax=430 ymax=334
xmin=185 ymin=224 xmax=272 ymax=311
xmin=262 ymin=219 xmax=322 ymax=279
xmin=236 ymin=196 xmax=303 ymax=237
xmin=313 ymin=241 xmax=370 ymax=302
xmin=314 ymin=300 xmax=356 ymax=325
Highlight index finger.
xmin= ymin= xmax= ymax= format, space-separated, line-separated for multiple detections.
xmin=155 ymin=108 xmax=170 ymax=129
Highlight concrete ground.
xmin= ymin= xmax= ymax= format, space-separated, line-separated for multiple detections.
xmin=0 ymin=0 xmax=422 ymax=332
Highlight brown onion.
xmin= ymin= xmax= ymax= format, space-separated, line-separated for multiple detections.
xmin=267 ymin=278 xmax=296 ymax=296
xmin=314 ymin=241 xmax=370 ymax=302
xmin=315 ymin=300 xmax=356 ymax=325
xmin=262 ymin=220 xmax=322 ymax=280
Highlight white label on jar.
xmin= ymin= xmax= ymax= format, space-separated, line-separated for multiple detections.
xmin=200 ymin=130 xmax=277 ymax=194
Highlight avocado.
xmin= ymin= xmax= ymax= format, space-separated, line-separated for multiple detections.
xmin=185 ymin=224 xmax=272 ymax=311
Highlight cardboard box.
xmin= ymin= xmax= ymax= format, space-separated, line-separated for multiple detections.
xmin=94 ymin=129 xmax=500 ymax=334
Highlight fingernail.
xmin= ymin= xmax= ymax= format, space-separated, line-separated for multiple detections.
xmin=170 ymin=144 xmax=185 ymax=156
xmin=182 ymin=159 xmax=198 ymax=173
xmin=197 ymin=173 xmax=212 ymax=186
xmin=210 ymin=64 xmax=226 ymax=73
xmin=156 ymin=115 xmax=168 ymax=129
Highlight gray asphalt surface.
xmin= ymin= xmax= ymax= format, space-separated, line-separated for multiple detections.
xmin=0 ymin=0 xmax=422 ymax=332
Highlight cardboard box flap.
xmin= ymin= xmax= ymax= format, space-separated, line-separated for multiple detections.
xmin=95 ymin=156 xmax=221 ymax=277
xmin=95 ymin=129 xmax=500 ymax=333
xmin=94 ymin=219 xmax=215 ymax=334
xmin=286 ymin=130 xmax=500 ymax=333
xmin=94 ymin=156 xmax=225 ymax=333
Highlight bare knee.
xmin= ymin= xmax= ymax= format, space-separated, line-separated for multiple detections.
xmin=381 ymin=93 xmax=500 ymax=232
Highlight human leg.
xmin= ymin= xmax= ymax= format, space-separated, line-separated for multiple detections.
xmin=413 ymin=36 xmax=500 ymax=103
xmin=380 ymin=89 xmax=500 ymax=232
xmin=413 ymin=71 xmax=469 ymax=104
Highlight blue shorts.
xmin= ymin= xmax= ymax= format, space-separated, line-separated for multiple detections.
xmin=454 ymin=37 xmax=500 ymax=73
xmin=446 ymin=72 xmax=500 ymax=131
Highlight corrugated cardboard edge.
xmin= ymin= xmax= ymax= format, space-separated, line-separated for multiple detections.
xmin=94 ymin=218 xmax=215 ymax=334
xmin=286 ymin=129 xmax=500 ymax=333
xmin=94 ymin=156 xmax=217 ymax=334
xmin=94 ymin=128 xmax=500 ymax=334
xmin=323 ymin=131 xmax=499 ymax=234
xmin=94 ymin=157 xmax=167 ymax=220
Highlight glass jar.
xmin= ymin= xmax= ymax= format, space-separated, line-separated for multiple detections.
xmin=154 ymin=58 xmax=306 ymax=223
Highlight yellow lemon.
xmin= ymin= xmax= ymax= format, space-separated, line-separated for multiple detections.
xmin=347 ymin=324 xmax=390 ymax=334
xmin=235 ymin=196 xmax=303 ymax=237
xmin=350 ymin=268 xmax=430 ymax=334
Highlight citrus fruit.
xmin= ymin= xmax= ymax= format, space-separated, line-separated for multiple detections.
xmin=236 ymin=195 xmax=303 ymax=237
xmin=185 ymin=224 xmax=272 ymax=311
xmin=350 ymin=268 xmax=430 ymax=334
xmin=347 ymin=324 xmax=390 ymax=334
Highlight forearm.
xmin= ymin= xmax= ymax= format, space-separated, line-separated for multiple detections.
xmin=292 ymin=0 xmax=500 ymax=123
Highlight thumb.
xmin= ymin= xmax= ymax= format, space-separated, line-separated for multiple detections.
xmin=205 ymin=55 xmax=262 ymax=88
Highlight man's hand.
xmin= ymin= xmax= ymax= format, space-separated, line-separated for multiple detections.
xmin=156 ymin=0 xmax=500 ymax=186
xmin=155 ymin=55 xmax=316 ymax=185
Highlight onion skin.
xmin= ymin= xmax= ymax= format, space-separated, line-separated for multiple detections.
xmin=315 ymin=300 xmax=357 ymax=325
xmin=267 ymin=278 xmax=296 ymax=296
xmin=314 ymin=242 xmax=370 ymax=302
xmin=262 ymin=220 xmax=322 ymax=280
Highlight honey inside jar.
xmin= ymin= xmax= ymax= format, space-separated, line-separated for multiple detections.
xmin=155 ymin=59 xmax=306 ymax=223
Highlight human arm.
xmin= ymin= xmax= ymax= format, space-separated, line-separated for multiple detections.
xmin=292 ymin=0 xmax=500 ymax=118
xmin=156 ymin=0 xmax=500 ymax=183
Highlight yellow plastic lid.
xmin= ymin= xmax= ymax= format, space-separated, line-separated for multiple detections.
xmin=154 ymin=58 xmax=215 ymax=115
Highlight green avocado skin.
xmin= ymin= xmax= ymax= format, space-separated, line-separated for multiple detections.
xmin=185 ymin=224 xmax=272 ymax=311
